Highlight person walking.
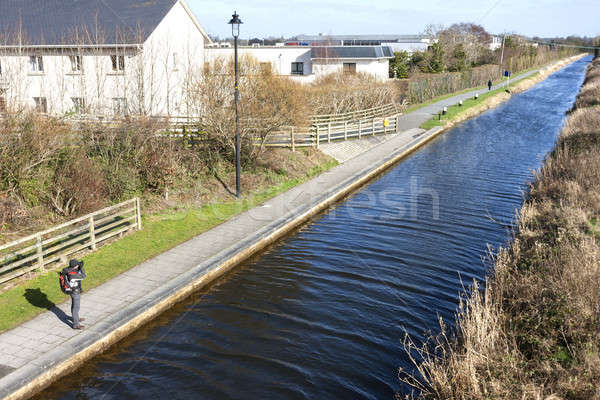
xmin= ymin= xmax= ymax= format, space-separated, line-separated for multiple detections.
xmin=66 ymin=259 xmax=86 ymax=330
xmin=488 ymin=79 xmax=493 ymax=91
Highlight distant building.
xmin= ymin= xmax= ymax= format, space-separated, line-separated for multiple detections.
xmin=490 ymin=35 xmax=503 ymax=51
xmin=291 ymin=34 xmax=431 ymax=53
xmin=204 ymin=45 xmax=394 ymax=82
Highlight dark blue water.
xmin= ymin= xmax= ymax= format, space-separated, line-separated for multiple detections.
xmin=36 ymin=56 xmax=591 ymax=400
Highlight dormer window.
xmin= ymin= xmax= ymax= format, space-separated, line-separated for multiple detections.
xmin=111 ymin=55 xmax=125 ymax=72
xmin=29 ymin=56 xmax=44 ymax=73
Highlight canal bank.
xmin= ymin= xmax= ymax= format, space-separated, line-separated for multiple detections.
xmin=401 ymin=55 xmax=599 ymax=399
xmin=0 ymin=55 xmax=586 ymax=400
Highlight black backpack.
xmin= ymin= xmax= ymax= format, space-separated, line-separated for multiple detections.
xmin=59 ymin=268 xmax=72 ymax=294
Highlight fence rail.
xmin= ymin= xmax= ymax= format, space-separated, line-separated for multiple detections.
xmin=310 ymin=103 xmax=398 ymax=125
xmin=264 ymin=114 xmax=401 ymax=149
xmin=0 ymin=198 xmax=141 ymax=285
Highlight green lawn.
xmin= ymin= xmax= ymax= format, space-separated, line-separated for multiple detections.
xmin=420 ymin=72 xmax=540 ymax=130
xmin=0 ymin=158 xmax=337 ymax=333
xmin=405 ymin=67 xmax=538 ymax=114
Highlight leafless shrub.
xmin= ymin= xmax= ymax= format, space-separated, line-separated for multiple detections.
xmin=190 ymin=56 xmax=308 ymax=165
xmin=307 ymin=72 xmax=404 ymax=115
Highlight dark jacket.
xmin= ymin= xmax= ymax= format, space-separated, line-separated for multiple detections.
xmin=65 ymin=265 xmax=86 ymax=294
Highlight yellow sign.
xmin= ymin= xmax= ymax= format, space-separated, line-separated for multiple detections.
xmin=384 ymin=119 xmax=390 ymax=127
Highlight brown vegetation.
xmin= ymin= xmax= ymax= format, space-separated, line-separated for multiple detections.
xmin=400 ymin=57 xmax=600 ymax=400
xmin=0 ymin=110 xmax=333 ymax=243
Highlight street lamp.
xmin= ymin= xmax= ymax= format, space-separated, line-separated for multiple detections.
xmin=228 ymin=11 xmax=243 ymax=198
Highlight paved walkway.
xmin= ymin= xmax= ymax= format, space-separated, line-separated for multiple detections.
xmin=0 ymin=66 xmax=544 ymax=400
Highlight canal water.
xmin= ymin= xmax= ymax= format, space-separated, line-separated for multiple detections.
xmin=36 ymin=56 xmax=591 ymax=400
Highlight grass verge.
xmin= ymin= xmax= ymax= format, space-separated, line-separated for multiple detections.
xmin=404 ymin=68 xmax=538 ymax=114
xmin=419 ymin=71 xmax=540 ymax=130
xmin=0 ymin=155 xmax=337 ymax=333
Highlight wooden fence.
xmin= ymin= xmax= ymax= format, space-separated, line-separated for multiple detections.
xmin=310 ymin=103 xmax=398 ymax=125
xmin=0 ymin=198 xmax=141 ymax=285
xmin=264 ymin=114 xmax=401 ymax=149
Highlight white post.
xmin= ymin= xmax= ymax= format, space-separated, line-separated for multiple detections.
xmin=291 ymin=127 xmax=295 ymax=152
xmin=89 ymin=215 xmax=97 ymax=250
xmin=372 ymin=118 xmax=376 ymax=136
xmin=358 ymin=119 xmax=362 ymax=139
xmin=328 ymin=122 xmax=331 ymax=143
xmin=344 ymin=121 xmax=348 ymax=140
xmin=136 ymin=198 xmax=142 ymax=230
xmin=36 ymin=234 xmax=44 ymax=270
xmin=316 ymin=126 xmax=320 ymax=149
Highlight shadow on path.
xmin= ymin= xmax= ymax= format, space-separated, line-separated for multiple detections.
xmin=23 ymin=288 xmax=72 ymax=328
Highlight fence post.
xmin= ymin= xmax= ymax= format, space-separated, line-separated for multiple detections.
xmin=36 ymin=234 xmax=44 ymax=271
xmin=344 ymin=121 xmax=348 ymax=140
xmin=372 ymin=118 xmax=376 ymax=136
xmin=358 ymin=120 xmax=362 ymax=139
xmin=316 ymin=126 xmax=320 ymax=149
xmin=136 ymin=198 xmax=142 ymax=230
xmin=291 ymin=127 xmax=295 ymax=152
xmin=328 ymin=122 xmax=331 ymax=143
xmin=89 ymin=215 xmax=97 ymax=250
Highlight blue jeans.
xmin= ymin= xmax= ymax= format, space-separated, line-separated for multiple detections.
xmin=70 ymin=292 xmax=81 ymax=327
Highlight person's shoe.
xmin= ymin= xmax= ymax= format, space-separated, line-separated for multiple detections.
xmin=73 ymin=325 xmax=85 ymax=330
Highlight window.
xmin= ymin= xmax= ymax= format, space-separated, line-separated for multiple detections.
xmin=71 ymin=97 xmax=86 ymax=114
xmin=29 ymin=56 xmax=44 ymax=73
xmin=343 ymin=62 xmax=356 ymax=75
xmin=111 ymin=55 xmax=125 ymax=72
xmin=33 ymin=97 xmax=47 ymax=113
xmin=172 ymin=52 xmax=178 ymax=71
xmin=112 ymin=97 xmax=127 ymax=115
xmin=69 ymin=55 xmax=83 ymax=72
xmin=291 ymin=62 xmax=304 ymax=75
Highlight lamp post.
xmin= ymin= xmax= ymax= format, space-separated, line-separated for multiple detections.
xmin=228 ymin=11 xmax=243 ymax=198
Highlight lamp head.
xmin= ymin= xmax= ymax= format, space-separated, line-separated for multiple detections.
xmin=228 ymin=11 xmax=242 ymax=38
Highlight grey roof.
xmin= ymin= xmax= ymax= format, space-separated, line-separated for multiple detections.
xmin=311 ymin=46 xmax=394 ymax=60
xmin=298 ymin=34 xmax=427 ymax=43
xmin=0 ymin=0 xmax=178 ymax=46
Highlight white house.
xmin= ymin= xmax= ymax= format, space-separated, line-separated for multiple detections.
xmin=0 ymin=0 xmax=210 ymax=116
xmin=0 ymin=1 xmax=395 ymax=117
xmin=204 ymin=45 xmax=394 ymax=83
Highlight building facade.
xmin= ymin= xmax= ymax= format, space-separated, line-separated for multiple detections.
xmin=0 ymin=0 xmax=208 ymax=116
xmin=0 ymin=1 xmax=396 ymax=117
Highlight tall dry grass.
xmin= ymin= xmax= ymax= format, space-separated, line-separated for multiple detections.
xmin=400 ymin=57 xmax=600 ymax=400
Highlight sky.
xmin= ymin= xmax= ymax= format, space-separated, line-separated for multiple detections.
xmin=187 ymin=0 xmax=599 ymax=40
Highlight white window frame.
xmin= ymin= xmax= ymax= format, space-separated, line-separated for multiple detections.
xmin=110 ymin=55 xmax=125 ymax=72
xmin=343 ymin=62 xmax=357 ymax=75
xmin=112 ymin=97 xmax=128 ymax=115
xmin=69 ymin=55 xmax=83 ymax=72
xmin=71 ymin=97 xmax=86 ymax=114
xmin=291 ymin=62 xmax=304 ymax=75
xmin=29 ymin=56 xmax=44 ymax=73
xmin=33 ymin=97 xmax=47 ymax=113
xmin=172 ymin=52 xmax=179 ymax=71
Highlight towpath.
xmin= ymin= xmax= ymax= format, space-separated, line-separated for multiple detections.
xmin=0 ymin=65 xmax=546 ymax=400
